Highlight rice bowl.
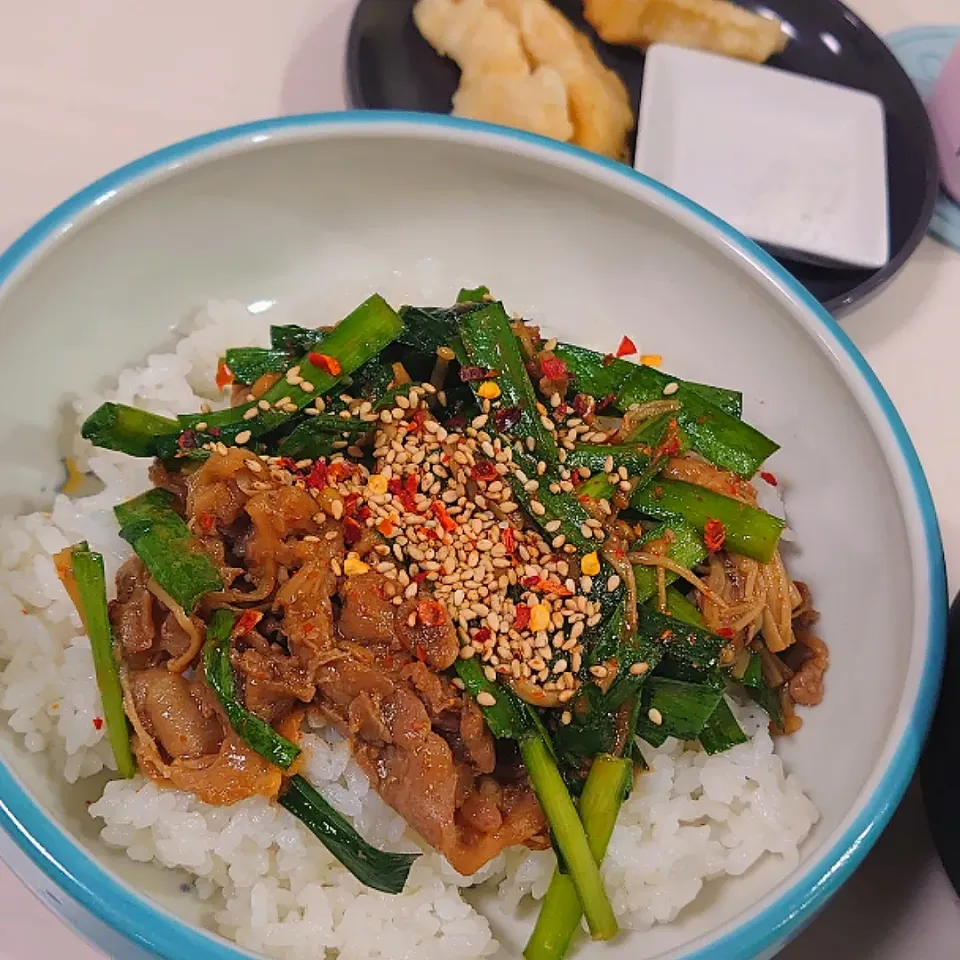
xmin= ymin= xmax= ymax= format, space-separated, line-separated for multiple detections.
xmin=0 ymin=114 xmax=944 ymax=960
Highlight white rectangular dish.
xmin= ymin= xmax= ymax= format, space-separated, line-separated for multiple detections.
xmin=635 ymin=44 xmax=890 ymax=269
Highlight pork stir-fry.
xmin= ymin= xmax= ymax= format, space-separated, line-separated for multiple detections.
xmin=109 ymin=449 xmax=549 ymax=873
xmin=62 ymin=290 xmax=826 ymax=956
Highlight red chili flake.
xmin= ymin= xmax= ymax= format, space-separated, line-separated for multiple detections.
xmin=554 ymin=402 xmax=569 ymax=418
xmin=422 ymin=527 xmax=440 ymax=541
xmin=92 ymin=717 xmax=103 ymax=731
xmin=493 ymin=406 xmax=522 ymax=432
xmin=656 ymin=436 xmax=681 ymax=459
xmin=417 ymin=599 xmax=446 ymax=627
xmin=513 ymin=605 xmax=531 ymax=631
xmin=415 ymin=644 xmax=427 ymax=663
xmin=275 ymin=456 xmax=298 ymax=473
xmin=377 ymin=517 xmax=396 ymax=537
xmin=537 ymin=579 xmax=573 ymax=597
xmin=522 ymin=575 xmax=541 ymax=589
xmin=760 ymin=471 xmax=778 ymax=487
xmin=472 ymin=460 xmax=499 ymax=483
xmin=502 ymin=528 xmax=516 ymax=555
xmin=572 ymin=393 xmax=594 ymax=418
xmin=215 ymin=359 xmax=234 ymax=390
xmin=357 ymin=505 xmax=372 ymax=522
xmin=615 ymin=336 xmax=637 ymax=358
xmin=305 ymin=461 xmax=328 ymax=491
xmin=601 ymin=353 xmax=616 ymax=367
xmin=431 ymin=501 xmax=458 ymax=533
xmin=343 ymin=517 xmax=364 ymax=545
xmin=413 ymin=570 xmax=430 ymax=584
xmin=704 ymin=518 xmax=727 ymax=552
xmin=595 ymin=393 xmax=617 ymax=412
xmin=540 ymin=356 xmax=568 ymax=380
xmin=652 ymin=486 xmax=664 ymax=500
xmin=459 ymin=366 xmax=490 ymax=382
xmin=308 ymin=352 xmax=342 ymax=376
xmin=177 ymin=429 xmax=198 ymax=450
xmin=472 ymin=627 xmax=492 ymax=645
xmin=198 ymin=513 xmax=216 ymax=534
xmin=659 ymin=629 xmax=675 ymax=641
xmin=233 ymin=609 xmax=264 ymax=637
xmin=409 ymin=408 xmax=427 ymax=433
xmin=395 ymin=473 xmax=419 ymax=512
xmin=343 ymin=492 xmax=361 ymax=518
xmin=717 ymin=627 xmax=734 ymax=639
xmin=328 ymin=461 xmax=355 ymax=482
xmin=388 ymin=477 xmax=403 ymax=496
xmin=577 ymin=494 xmax=591 ymax=504
xmin=444 ymin=415 xmax=467 ymax=430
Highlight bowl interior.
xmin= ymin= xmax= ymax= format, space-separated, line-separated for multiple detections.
xmin=0 ymin=120 xmax=933 ymax=960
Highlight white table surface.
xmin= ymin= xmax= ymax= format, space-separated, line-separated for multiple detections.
xmin=0 ymin=0 xmax=957 ymax=957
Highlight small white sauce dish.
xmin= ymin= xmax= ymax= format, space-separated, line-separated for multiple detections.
xmin=635 ymin=44 xmax=890 ymax=270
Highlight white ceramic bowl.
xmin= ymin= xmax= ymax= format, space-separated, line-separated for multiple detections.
xmin=0 ymin=113 xmax=945 ymax=960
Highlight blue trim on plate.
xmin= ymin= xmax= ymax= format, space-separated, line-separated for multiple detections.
xmin=0 ymin=111 xmax=946 ymax=960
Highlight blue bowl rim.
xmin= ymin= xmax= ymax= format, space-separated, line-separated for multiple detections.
xmin=0 ymin=110 xmax=946 ymax=960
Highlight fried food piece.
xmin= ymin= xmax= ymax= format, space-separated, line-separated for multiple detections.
xmin=454 ymin=68 xmax=575 ymax=143
xmin=488 ymin=0 xmax=634 ymax=159
xmin=414 ymin=0 xmax=633 ymax=160
xmin=414 ymin=0 xmax=529 ymax=77
xmin=583 ymin=0 xmax=788 ymax=64
xmin=414 ymin=0 xmax=575 ymax=142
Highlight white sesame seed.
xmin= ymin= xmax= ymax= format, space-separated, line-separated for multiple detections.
xmin=607 ymin=574 xmax=621 ymax=592
xmin=648 ymin=708 xmax=663 ymax=726
xmin=235 ymin=430 xmax=252 ymax=445
xmin=629 ymin=661 xmax=650 ymax=676
xmin=663 ymin=381 xmax=680 ymax=396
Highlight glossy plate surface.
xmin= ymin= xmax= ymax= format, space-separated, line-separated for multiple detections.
xmin=347 ymin=0 xmax=939 ymax=313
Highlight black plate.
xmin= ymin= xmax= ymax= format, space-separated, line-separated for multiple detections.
xmin=921 ymin=592 xmax=960 ymax=897
xmin=347 ymin=0 xmax=939 ymax=314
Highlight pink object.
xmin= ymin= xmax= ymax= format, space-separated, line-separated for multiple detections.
xmin=928 ymin=37 xmax=960 ymax=202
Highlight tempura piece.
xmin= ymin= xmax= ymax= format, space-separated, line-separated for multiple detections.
xmin=488 ymin=0 xmax=634 ymax=159
xmin=454 ymin=68 xmax=575 ymax=142
xmin=413 ymin=0 xmax=633 ymax=160
xmin=583 ymin=0 xmax=788 ymax=64
xmin=414 ymin=0 xmax=530 ymax=77
xmin=414 ymin=0 xmax=575 ymax=143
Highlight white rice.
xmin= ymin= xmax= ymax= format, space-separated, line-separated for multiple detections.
xmin=0 ymin=300 xmax=819 ymax=958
